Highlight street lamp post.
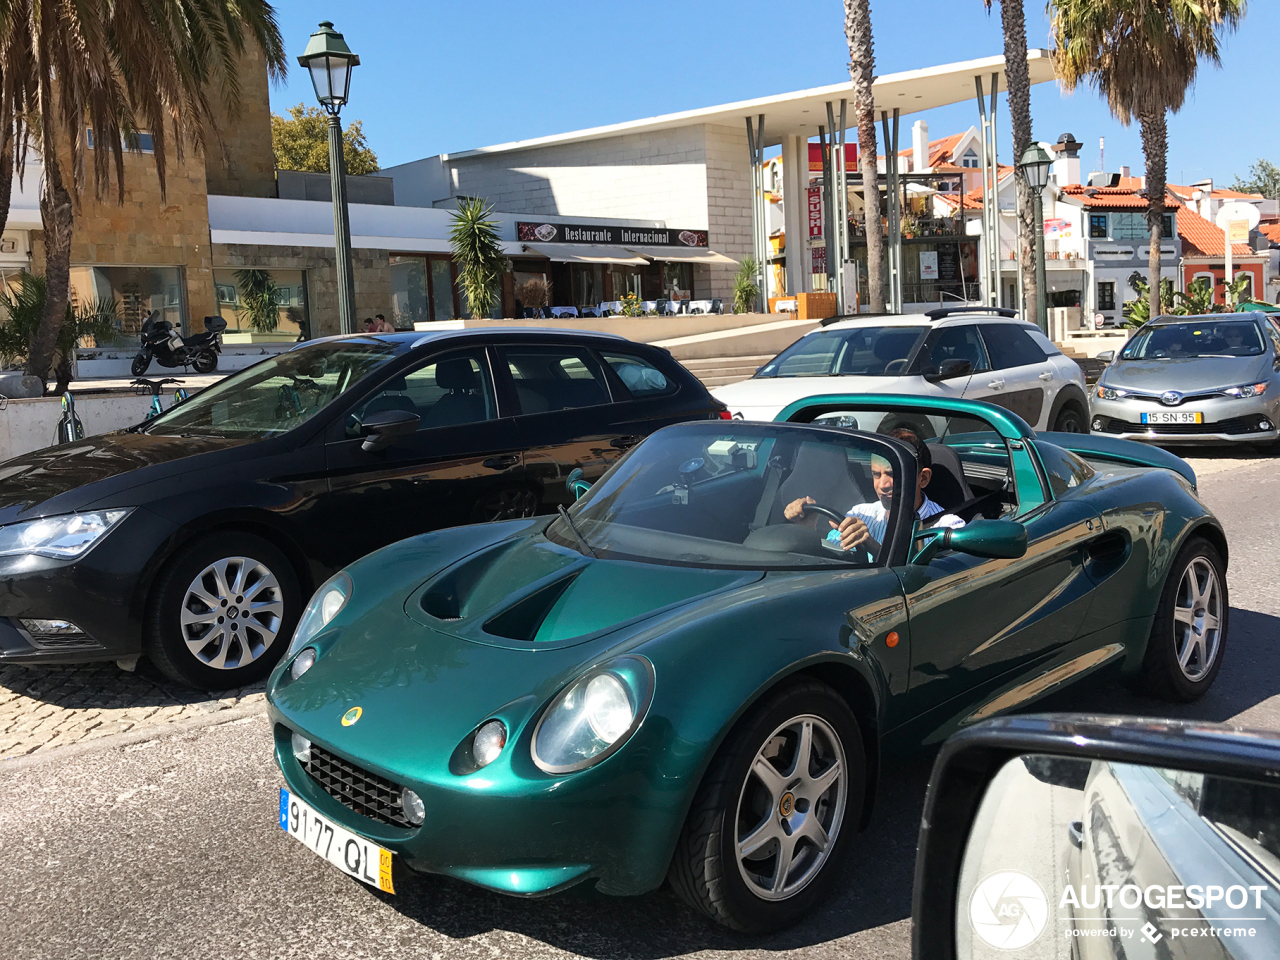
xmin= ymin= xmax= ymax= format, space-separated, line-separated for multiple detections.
xmin=1018 ymin=144 xmax=1053 ymax=335
xmin=299 ymin=21 xmax=361 ymax=335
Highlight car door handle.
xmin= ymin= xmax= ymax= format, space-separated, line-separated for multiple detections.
xmin=1038 ymin=371 xmax=1054 ymax=382
xmin=987 ymin=379 xmax=1006 ymax=390
xmin=482 ymin=455 xmax=519 ymax=470
xmin=611 ymin=435 xmax=641 ymax=450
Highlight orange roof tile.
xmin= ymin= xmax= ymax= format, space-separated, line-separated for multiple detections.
xmin=1167 ymin=183 xmax=1265 ymax=201
xmin=1258 ymin=222 xmax=1280 ymax=245
xmin=898 ymin=132 xmax=968 ymax=168
xmin=1176 ymin=205 xmax=1253 ymax=258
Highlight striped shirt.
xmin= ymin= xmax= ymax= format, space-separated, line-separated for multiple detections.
xmin=825 ymin=496 xmax=965 ymax=546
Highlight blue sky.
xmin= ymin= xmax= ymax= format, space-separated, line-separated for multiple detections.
xmin=269 ymin=1 xmax=1275 ymax=188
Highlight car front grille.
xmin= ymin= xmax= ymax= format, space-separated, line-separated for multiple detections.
xmin=301 ymin=744 xmax=412 ymax=828
xmin=1096 ymin=415 xmax=1270 ymax=436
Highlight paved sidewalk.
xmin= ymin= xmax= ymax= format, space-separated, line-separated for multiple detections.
xmin=0 ymin=662 xmax=264 ymax=759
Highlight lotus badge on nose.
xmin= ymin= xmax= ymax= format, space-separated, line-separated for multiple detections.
xmin=341 ymin=706 xmax=363 ymax=726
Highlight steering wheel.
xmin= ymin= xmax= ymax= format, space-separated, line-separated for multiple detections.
xmin=800 ymin=502 xmax=846 ymax=525
xmin=802 ymin=502 xmax=875 ymax=562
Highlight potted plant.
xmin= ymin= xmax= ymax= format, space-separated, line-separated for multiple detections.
xmin=901 ymin=212 xmax=919 ymax=239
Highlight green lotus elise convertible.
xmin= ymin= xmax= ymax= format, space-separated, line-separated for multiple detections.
xmin=266 ymin=394 xmax=1228 ymax=933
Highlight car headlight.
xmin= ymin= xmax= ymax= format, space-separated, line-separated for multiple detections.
xmin=1096 ymin=385 xmax=1129 ymax=401
xmin=287 ymin=572 xmax=351 ymax=657
xmin=532 ymin=656 xmax=654 ymax=774
xmin=0 ymin=510 xmax=130 ymax=559
xmin=1223 ymin=382 xmax=1269 ymax=399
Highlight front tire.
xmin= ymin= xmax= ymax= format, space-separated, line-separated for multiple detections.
xmin=191 ymin=350 xmax=218 ymax=374
xmin=1134 ymin=536 xmax=1228 ymax=702
xmin=1053 ymin=403 xmax=1087 ymax=433
xmin=668 ymin=679 xmax=865 ymax=933
xmin=131 ymin=352 xmax=150 ymax=376
xmin=144 ymin=532 xmax=301 ymax=690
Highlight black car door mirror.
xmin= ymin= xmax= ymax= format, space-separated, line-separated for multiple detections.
xmin=912 ymin=715 xmax=1280 ymax=960
xmin=359 ymin=409 xmax=420 ymax=452
xmin=924 ymin=358 xmax=973 ymax=383
xmin=566 ymin=466 xmax=591 ymax=500
xmin=911 ymin=519 xmax=1027 ymax=565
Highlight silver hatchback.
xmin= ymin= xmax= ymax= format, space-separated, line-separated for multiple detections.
xmin=1090 ymin=312 xmax=1280 ymax=445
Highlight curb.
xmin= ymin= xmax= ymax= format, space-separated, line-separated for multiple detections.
xmin=0 ymin=699 xmax=269 ymax=772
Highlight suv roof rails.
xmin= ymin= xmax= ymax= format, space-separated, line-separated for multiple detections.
xmin=818 ymin=311 xmax=915 ymax=327
xmin=922 ymin=306 xmax=1019 ymax=322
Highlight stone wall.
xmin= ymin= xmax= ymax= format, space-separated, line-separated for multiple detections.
xmin=703 ymin=124 xmax=754 ymax=301
xmin=203 ymin=43 xmax=278 ymax=200
xmin=212 ymin=242 xmax=392 ymax=338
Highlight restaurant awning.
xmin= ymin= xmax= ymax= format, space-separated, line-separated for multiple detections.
xmin=522 ymin=243 xmax=649 ymax=265
xmin=629 ymin=246 xmax=738 ymax=265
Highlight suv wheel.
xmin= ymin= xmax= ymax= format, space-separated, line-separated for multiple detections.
xmin=1053 ymin=404 xmax=1087 ymax=433
xmin=145 ymin=532 xmax=301 ymax=690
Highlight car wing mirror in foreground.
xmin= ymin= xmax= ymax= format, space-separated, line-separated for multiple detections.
xmin=360 ymin=409 xmax=420 ymax=452
xmin=911 ymin=714 xmax=1280 ymax=960
xmin=1096 ymin=350 xmax=1116 ymax=364
xmin=910 ymin=519 xmax=1027 ymax=565
xmin=925 ymin=358 xmax=973 ymax=383
xmin=566 ymin=467 xmax=592 ymax=500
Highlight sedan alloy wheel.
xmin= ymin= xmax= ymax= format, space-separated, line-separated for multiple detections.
xmin=181 ymin=556 xmax=284 ymax=670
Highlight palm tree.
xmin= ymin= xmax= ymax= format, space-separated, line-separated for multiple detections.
xmin=449 ymin=198 xmax=508 ymax=319
xmin=984 ymin=0 xmax=1037 ymax=317
xmin=843 ymin=0 xmax=884 ymax=313
xmin=1050 ymin=0 xmax=1246 ymax=321
xmin=0 ymin=1 xmax=286 ymax=388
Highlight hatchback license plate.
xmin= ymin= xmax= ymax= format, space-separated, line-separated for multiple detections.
xmin=1141 ymin=411 xmax=1203 ymax=425
xmin=279 ymin=788 xmax=395 ymax=893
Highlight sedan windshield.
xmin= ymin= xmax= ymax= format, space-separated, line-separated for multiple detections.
xmin=756 ymin=326 xmax=927 ymax=378
xmin=1121 ymin=320 xmax=1266 ymax=360
xmin=546 ymin=422 xmax=903 ymax=570
xmin=145 ymin=339 xmax=400 ymax=438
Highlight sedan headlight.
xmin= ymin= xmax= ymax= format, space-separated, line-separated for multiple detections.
xmin=287 ymin=572 xmax=351 ymax=657
xmin=0 ymin=510 xmax=130 ymax=559
xmin=1096 ymin=384 xmax=1129 ymax=401
xmin=532 ymin=656 xmax=654 ymax=774
xmin=1223 ymin=382 xmax=1269 ymax=399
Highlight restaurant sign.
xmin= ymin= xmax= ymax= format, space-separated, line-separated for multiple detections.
xmin=517 ymin=221 xmax=708 ymax=247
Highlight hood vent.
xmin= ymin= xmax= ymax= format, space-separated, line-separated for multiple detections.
xmin=420 ymin=539 xmax=524 ymax=621
xmin=481 ymin=573 xmax=581 ymax=642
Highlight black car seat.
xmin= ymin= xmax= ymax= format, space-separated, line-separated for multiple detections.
xmin=421 ymin=358 xmax=487 ymax=427
xmin=363 ymin=376 xmax=417 ymax=417
xmin=764 ymin=441 xmax=867 ymax=526
xmin=922 ymin=441 xmax=973 ymax=510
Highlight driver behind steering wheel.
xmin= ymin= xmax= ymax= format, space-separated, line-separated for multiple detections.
xmin=784 ymin=428 xmax=964 ymax=553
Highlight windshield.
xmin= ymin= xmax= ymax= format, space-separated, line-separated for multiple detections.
xmin=1121 ymin=320 xmax=1266 ymax=360
xmin=145 ymin=339 xmax=401 ymax=438
xmin=545 ymin=422 xmax=903 ymax=570
xmin=756 ymin=326 xmax=928 ymax=378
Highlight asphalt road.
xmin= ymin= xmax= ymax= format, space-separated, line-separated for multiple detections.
xmin=1 ymin=454 xmax=1276 ymax=960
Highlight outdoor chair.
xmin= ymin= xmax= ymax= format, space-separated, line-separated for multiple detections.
xmin=711 ymin=298 xmax=724 ymax=314
xmin=655 ymin=299 xmax=671 ymax=316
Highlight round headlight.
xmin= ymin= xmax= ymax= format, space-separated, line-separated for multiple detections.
xmin=288 ymin=572 xmax=352 ymax=656
xmin=532 ymin=656 xmax=654 ymax=775
xmin=401 ymin=788 xmax=425 ymax=826
xmin=291 ymin=732 xmax=312 ymax=763
xmin=289 ymin=647 xmax=317 ymax=680
xmin=472 ymin=720 xmax=507 ymax=769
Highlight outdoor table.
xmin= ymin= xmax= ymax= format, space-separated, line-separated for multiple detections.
xmin=549 ymin=306 xmax=579 ymax=318
xmin=640 ymin=301 xmax=660 ymax=313
xmin=599 ymin=301 xmax=622 ymax=315
xmin=775 ymin=299 xmax=798 ymax=313
xmin=686 ymin=299 xmax=714 ymax=314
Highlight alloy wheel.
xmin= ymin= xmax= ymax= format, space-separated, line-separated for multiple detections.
xmin=179 ymin=556 xmax=284 ymax=670
xmin=1173 ymin=556 xmax=1222 ymax=682
xmin=734 ymin=714 xmax=847 ymax=901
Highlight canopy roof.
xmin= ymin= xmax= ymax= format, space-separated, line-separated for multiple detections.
xmin=444 ymin=51 xmax=1056 ymax=160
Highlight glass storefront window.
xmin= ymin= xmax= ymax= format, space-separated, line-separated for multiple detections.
xmin=661 ymin=262 xmax=693 ymax=299
xmin=212 ymin=268 xmax=309 ymax=339
xmin=610 ymin=265 xmax=642 ymax=299
xmin=390 ymin=254 xmax=459 ymax=324
xmin=569 ymin=264 xmax=603 ymax=308
xmin=432 ymin=258 xmax=456 ymax=320
xmin=69 ymin=265 xmax=185 ymax=342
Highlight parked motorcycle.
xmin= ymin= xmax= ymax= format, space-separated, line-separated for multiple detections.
xmin=131 ymin=313 xmax=226 ymax=376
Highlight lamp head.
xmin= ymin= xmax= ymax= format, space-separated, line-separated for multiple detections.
xmin=299 ymin=21 xmax=360 ymax=112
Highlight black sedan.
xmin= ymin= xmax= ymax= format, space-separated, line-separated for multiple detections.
xmin=0 ymin=328 xmax=724 ymax=688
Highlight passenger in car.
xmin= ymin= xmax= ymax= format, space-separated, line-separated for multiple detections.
xmin=784 ymin=428 xmax=964 ymax=553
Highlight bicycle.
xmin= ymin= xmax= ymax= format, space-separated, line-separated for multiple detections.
xmin=132 ymin=377 xmax=181 ymax=419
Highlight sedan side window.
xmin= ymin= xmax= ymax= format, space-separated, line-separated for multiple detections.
xmin=351 ymin=349 xmax=496 ymax=432
xmin=601 ymin=352 xmax=674 ymax=397
xmin=914 ymin=325 xmax=991 ymax=375
xmin=978 ymin=324 xmax=1048 ymax=370
xmin=505 ymin=346 xmax=612 ymax=413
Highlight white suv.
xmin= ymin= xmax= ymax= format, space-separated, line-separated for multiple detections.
xmin=712 ymin=307 xmax=1090 ymax=432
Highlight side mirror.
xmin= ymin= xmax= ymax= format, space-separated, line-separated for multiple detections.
xmin=1096 ymin=349 xmax=1115 ymax=363
xmin=911 ymin=715 xmax=1280 ymax=959
xmin=566 ymin=467 xmax=591 ymax=500
xmin=359 ymin=409 xmax=419 ymax=452
xmin=924 ymin=358 xmax=973 ymax=383
xmin=912 ymin=519 xmax=1027 ymax=564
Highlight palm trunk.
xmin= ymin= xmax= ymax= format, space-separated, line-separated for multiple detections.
xmin=999 ymin=0 xmax=1037 ymax=317
xmin=0 ymin=113 xmax=14 ymax=243
xmin=845 ymin=0 xmax=884 ymax=313
xmin=28 ymin=154 xmax=74 ymax=390
xmin=1139 ymin=108 xmax=1168 ymax=321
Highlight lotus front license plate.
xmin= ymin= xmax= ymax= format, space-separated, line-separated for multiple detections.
xmin=279 ymin=788 xmax=395 ymax=893
xmin=1141 ymin=411 xmax=1203 ymax=425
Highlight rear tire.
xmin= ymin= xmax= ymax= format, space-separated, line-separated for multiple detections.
xmin=144 ymin=532 xmax=301 ymax=690
xmin=1053 ymin=403 xmax=1087 ymax=433
xmin=1133 ymin=536 xmax=1228 ymax=702
xmin=668 ymin=679 xmax=865 ymax=933
xmin=131 ymin=353 xmax=150 ymax=376
xmin=191 ymin=350 xmax=218 ymax=374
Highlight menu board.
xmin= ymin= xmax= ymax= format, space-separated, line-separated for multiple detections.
xmin=937 ymin=245 xmax=960 ymax=283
